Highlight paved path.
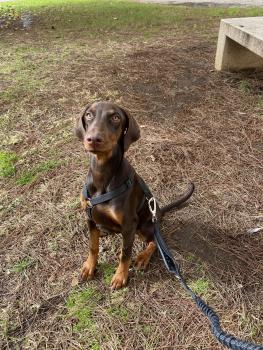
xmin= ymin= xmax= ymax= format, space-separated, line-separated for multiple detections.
xmin=138 ymin=0 xmax=263 ymax=7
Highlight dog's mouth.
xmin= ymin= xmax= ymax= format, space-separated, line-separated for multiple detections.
xmin=84 ymin=142 xmax=113 ymax=155
xmin=85 ymin=147 xmax=104 ymax=154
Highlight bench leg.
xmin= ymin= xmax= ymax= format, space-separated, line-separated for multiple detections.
xmin=215 ymin=23 xmax=263 ymax=72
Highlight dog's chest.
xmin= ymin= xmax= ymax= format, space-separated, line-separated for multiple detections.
xmin=92 ymin=204 xmax=123 ymax=236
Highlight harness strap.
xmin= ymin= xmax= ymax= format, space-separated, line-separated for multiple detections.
xmin=135 ymin=176 xmax=153 ymax=214
xmin=137 ymin=176 xmax=153 ymax=199
xmin=82 ymin=175 xmax=134 ymax=219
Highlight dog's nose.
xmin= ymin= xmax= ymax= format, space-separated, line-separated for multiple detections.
xmin=86 ymin=135 xmax=103 ymax=144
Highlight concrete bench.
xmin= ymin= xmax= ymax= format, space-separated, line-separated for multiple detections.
xmin=215 ymin=17 xmax=263 ymax=71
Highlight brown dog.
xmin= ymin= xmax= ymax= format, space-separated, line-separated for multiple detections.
xmin=75 ymin=101 xmax=194 ymax=290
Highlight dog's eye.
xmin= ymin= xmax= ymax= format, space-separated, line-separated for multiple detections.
xmin=85 ymin=112 xmax=93 ymax=121
xmin=111 ymin=114 xmax=120 ymax=123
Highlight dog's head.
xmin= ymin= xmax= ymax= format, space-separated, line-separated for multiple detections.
xmin=75 ymin=101 xmax=140 ymax=154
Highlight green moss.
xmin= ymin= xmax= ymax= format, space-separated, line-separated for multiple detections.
xmin=185 ymin=254 xmax=195 ymax=262
xmin=0 ymin=317 xmax=8 ymax=337
xmin=0 ymin=151 xmax=18 ymax=178
xmin=17 ymin=159 xmax=60 ymax=185
xmin=17 ymin=171 xmax=37 ymax=185
xmin=37 ymin=159 xmax=60 ymax=172
xmin=239 ymin=80 xmax=252 ymax=93
xmin=100 ymin=263 xmax=116 ymax=286
xmin=141 ymin=324 xmax=152 ymax=335
xmin=66 ymin=287 xmax=102 ymax=332
xmin=107 ymin=305 xmax=130 ymax=321
xmin=189 ymin=278 xmax=210 ymax=296
xmin=90 ymin=343 xmax=101 ymax=350
xmin=11 ymin=258 xmax=34 ymax=273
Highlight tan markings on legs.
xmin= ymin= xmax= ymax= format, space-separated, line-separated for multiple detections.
xmin=111 ymin=258 xmax=131 ymax=290
xmin=135 ymin=241 xmax=156 ymax=270
xmin=80 ymin=226 xmax=100 ymax=281
xmin=110 ymin=231 xmax=135 ymax=290
xmin=80 ymin=192 xmax=87 ymax=210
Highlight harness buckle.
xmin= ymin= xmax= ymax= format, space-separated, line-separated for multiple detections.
xmin=148 ymin=197 xmax=157 ymax=222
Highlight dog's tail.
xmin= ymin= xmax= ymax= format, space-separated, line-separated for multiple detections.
xmin=160 ymin=183 xmax=195 ymax=216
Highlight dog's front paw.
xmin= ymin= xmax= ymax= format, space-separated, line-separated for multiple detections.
xmin=111 ymin=271 xmax=128 ymax=290
xmin=80 ymin=260 xmax=96 ymax=281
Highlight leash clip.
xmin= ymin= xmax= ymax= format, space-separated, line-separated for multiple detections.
xmin=148 ymin=197 xmax=157 ymax=222
xmin=86 ymin=198 xmax=92 ymax=208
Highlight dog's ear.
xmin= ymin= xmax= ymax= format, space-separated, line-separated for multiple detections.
xmin=74 ymin=106 xmax=89 ymax=140
xmin=120 ymin=107 xmax=140 ymax=152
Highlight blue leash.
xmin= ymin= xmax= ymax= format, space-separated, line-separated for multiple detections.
xmin=153 ymin=219 xmax=263 ymax=350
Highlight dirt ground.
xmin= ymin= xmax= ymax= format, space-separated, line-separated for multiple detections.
xmin=1 ymin=3 xmax=263 ymax=350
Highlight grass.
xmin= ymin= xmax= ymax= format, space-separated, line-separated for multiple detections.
xmin=66 ymin=287 xmax=101 ymax=332
xmin=2 ymin=74 xmax=43 ymax=103
xmin=10 ymin=258 xmax=34 ymax=274
xmin=239 ymin=80 xmax=252 ymax=93
xmin=185 ymin=254 xmax=195 ymax=262
xmin=16 ymin=159 xmax=61 ymax=185
xmin=1 ymin=0 xmax=263 ymax=36
xmin=17 ymin=171 xmax=37 ymax=185
xmin=90 ymin=343 xmax=101 ymax=350
xmin=101 ymin=263 xmax=116 ymax=286
xmin=0 ymin=151 xmax=18 ymax=178
xmin=141 ymin=324 xmax=152 ymax=336
xmin=240 ymin=314 xmax=261 ymax=338
xmin=1 ymin=1 xmax=262 ymax=105
xmin=0 ymin=4 xmax=20 ymax=28
xmin=107 ymin=305 xmax=130 ymax=320
xmin=189 ymin=278 xmax=210 ymax=296
xmin=0 ymin=46 xmax=49 ymax=102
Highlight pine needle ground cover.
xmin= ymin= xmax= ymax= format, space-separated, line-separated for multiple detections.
xmin=1 ymin=1 xmax=262 ymax=349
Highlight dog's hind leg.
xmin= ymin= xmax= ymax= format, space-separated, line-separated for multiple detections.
xmin=135 ymin=225 xmax=156 ymax=270
xmin=135 ymin=240 xmax=156 ymax=270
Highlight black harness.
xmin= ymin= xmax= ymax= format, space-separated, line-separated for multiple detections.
xmin=82 ymin=173 xmax=153 ymax=221
xmin=82 ymin=177 xmax=263 ymax=350
xmin=82 ymin=175 xmax=134 ymax=220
